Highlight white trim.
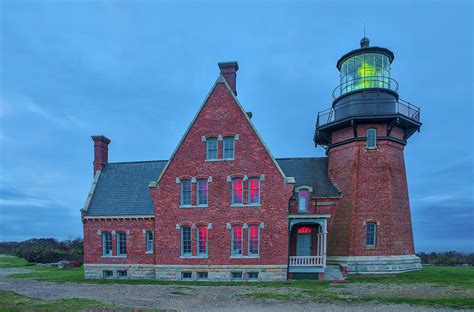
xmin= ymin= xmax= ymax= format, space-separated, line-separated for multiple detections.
xmin=295 ymin=185 xmax=314 ymax=193
xmin=81 ymin=170 xmax=101 ymax=212
xmin=152 ymin=75 xmax=287 ymax=187
xmin=288 ymin=214 xmax=331 ymax=219
xmin=84 ymin=215 xmax=155 ymax=220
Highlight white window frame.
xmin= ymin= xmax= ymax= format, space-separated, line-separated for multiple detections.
xmin=180 ymin=179 xmax=192 ymax=206
xmin=116 ymin=232 xmax=127 ymax=256
xmin=223 ymin=136 xmax=235 ymax=160
xmin=231 ymin=225 xmax=243 ymax=256
xmin=248 ymin=225 xmax=260 ymax=257
xmin=365 ymin=222 xmax=377 ymax=247
xmin=231 ymin=178 xmax=244 ymax=205
xmin=196 ymin=226 xmax=208 ymax=257
xmin=181 ymin=226 xmax=192 ymax=256
xmin=367 ymin=128 xmax=377 ymax=149
xmin=102 ymin=231 xmax=112 ymax=256
xmin=298 ymin=189 xmax=310 ymax=212
xmin=206 ymin=137 xmax=218 ymax=160
xmin=145 ymin=231 xmax=153 ymax=253
xmin=248 ymin=178 xmax=260 ymax=205
xmin=197 ymin=179 xmax=208 ymax=206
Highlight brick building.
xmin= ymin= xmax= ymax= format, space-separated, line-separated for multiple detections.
xmin=82 ymin=37 xmax=422 ymax=281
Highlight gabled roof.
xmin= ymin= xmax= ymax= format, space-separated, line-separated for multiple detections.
xmin=151 ymin=75 xmax=287 ymax=187
xmin=276 ymin=157 xmax=341 ymax=197
xmin=83 ymin=157 xmax=340 ymax=216
xmin=85 ymin=161 xmax=167 ymax=216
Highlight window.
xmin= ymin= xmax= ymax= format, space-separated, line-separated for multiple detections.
xmin=248 ymin=225 xmax=260 ymax=256
xmin=180 ymin=179 xmax=192 ymax=206
xmin=102 ymin=231 xmax=112 ymax=256
xmin=231 ymin=226 xmax=243 ymax=256
xmin=145 ymin=231 xmax=153 ymax=253
xmin=197 ymin=272 xmax=208 ymax=279
xmin=181 ymin=226 xmax=192 ymax=256
xmin=116 ymin=232 xmax=127 ymax=256
xmin=367 ymin=128 xmax=377 ymax=149
xmin=249 ymin=178 xmax=260 ymax=205
xmin=366 ymin=222 xmax=377 ymax=247
xmin=298 ymin=189 xmax=309 ymax=212
xmin=117 ymin=270 xmax=127 ymax=278
xmin=232 ymin=272 xmax=243 ymax=280
xmin=206 ymin=137 xmax=218 ymax=160
xmin=223 ymin=136 xmax=235 ymax=159
xmin=103 ymin=270 xmax=113 ymax=278
xmin=197 ymin=179 xmax=208 ymax=206
xmin=181 ymin=271 xmax=192 ymax=279
xmin=232 ymin=179 xmax=243 ymax=205
xmin=196 ymin=226 xmax=208 ymax=256
xmin=248 ymin=272 xmax=259 ymax=280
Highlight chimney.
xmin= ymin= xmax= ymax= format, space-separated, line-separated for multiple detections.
xmin=218 ymin=61 xmax=239 ymax=95
xmin=91 ymin=135 xmax=111 ymax=176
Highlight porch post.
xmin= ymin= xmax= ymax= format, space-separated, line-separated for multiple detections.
xmin=323 ymin=220 xmax=328 ymax=268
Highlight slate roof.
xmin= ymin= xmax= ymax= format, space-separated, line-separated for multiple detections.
xmin=85 ymin=160 xmax=167 ymax=216
xmin=85 ymin=157 xmax=340 ymax=216
xmin=276 ymin=157 xmax=341 ymax=197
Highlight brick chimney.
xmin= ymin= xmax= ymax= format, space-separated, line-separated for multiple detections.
xmin=218 ymin=61 xmax=239 ymax=95
xmin=91 ymin=135 xmax=111 ymax=176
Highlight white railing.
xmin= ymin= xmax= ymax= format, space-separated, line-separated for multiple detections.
xmin=289 ymin=256 xmax=325 ymax=267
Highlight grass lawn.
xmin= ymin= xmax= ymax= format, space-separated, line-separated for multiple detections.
xmin=0 ymin=289 xmax=122 ymax=312
xmin=1 ymin=256 xmax=473 ymax=309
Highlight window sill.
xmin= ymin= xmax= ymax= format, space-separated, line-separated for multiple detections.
xmin=145 ymin=251 xmax=153 ymax=254
xmin=180 ymin=205 xmax=208 ymax=208
xmin=230 ymin=256 xmax=260 ymax=259
xmin=366 ymin=147 xmax=378 ymax=152
xmin=101 ymin=255 xmax=127 ymax=259
xmin=205 ymin=159 xmax=234 ymax=162
xmin=365 ymin=246 xmax=376 ymax=249
xmin=180 ymin=256 xmax=209 ymax=259
xmin=231 ymin=204 xmax=261 ymax=208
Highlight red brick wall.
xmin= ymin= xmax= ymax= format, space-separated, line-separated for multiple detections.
xmin=83 ymin=219 xmax=155 ymax=264
xmin=327 ymin=123 xmax=415 ymax=256
xmin=151 ymin=82 xmax=293 ymax=266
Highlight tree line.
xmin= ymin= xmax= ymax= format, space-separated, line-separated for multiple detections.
xmin=0 ymin=238 xmax=473 ymax=265
xmin=0 ymin=238 xmax=83 ymax=263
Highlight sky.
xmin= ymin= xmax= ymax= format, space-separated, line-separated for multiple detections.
xmin=0 ymin=0 xmax=473 ymax=252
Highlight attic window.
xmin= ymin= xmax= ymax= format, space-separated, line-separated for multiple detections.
xmin=298 ymin=189 xmax=309 ymax=212
xmin=206 ymin=138 xmax=218 ymax=160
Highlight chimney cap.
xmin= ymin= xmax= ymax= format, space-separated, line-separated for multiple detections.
xmin=91 ymin=135 xmax=111 ymax=144
xmin=218 ymin=61 xmax=239 ymax=72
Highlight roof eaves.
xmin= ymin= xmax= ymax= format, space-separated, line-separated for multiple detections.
xmin=81 ymin=169 xmax=101 ymax=214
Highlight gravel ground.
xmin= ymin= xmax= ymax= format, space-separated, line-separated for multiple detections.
xmin=0 ymin=268 xmax=462 ymax=312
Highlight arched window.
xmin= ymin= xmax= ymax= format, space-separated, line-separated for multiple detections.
xmin=102 ymin=231 xmax=112 ymax=256
xmin=232 ymin=178 xmax=243 ymax=205
xmin=231 ymin=225 xmax=243 ymax=256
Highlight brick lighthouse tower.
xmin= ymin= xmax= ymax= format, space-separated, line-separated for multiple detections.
xmin=315 ymin=37 xmax=422 ymax=274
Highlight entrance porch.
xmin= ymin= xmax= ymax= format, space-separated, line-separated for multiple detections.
xmin=288 ymin=215 xmax=329 ymax=276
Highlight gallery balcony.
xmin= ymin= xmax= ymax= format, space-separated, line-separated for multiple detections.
xmin=314 ymin=76 xmax=422 ymax=147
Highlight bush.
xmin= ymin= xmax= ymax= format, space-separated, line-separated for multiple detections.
xmin=0 ymin=238 xmax=83 ymax=264
xmin=417 ymin=251 xmax=474 ymax=265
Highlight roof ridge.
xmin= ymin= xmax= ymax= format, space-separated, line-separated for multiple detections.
xmin=108 ymin=160 xmax=169 ymax=165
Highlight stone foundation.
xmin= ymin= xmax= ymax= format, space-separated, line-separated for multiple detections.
xmin=84 ymin=264 xmax=287 ymax=281
xmin=327 ymin=255 xmax=422 ymax=274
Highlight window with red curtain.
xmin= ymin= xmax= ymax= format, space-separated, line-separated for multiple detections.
xmin=232 ymin=179 xmax=243 ymax=204
xmin=248 ymin=225 xmax=259 ymax=256
xmin=249 ymin=179 xmax=260 ymax=205
xmin=197 ymin=226 xmax=208 ymax=255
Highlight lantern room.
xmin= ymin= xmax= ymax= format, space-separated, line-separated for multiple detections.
xmin=336 ymin=37 xmax=394 ymax=97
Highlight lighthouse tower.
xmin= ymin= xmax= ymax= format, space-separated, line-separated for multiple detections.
xmin=315 ymin=37 xmax=422 ymax=274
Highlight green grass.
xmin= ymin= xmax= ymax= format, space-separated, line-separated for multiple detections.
xmin=1 ymin=256 xmax=473 ymax=309
xmin=349 ymin=266 xmax=474 ymax=289
xmin=0 ymin=290 xmax=118 ymax=312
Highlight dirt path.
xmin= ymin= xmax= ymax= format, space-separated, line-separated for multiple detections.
xmin=0 ymin=268 xmax=458 ymax=311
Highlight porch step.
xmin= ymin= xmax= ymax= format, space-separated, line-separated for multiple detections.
xmin=324 ymin=265 xmax=345 ymax=281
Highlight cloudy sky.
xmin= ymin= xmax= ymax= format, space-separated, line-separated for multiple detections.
xmin=0 ymin=1 xmax=472 ymax=252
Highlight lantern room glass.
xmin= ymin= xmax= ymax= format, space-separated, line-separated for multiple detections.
xmin=339 ymin=53 xmax=391 ymax=96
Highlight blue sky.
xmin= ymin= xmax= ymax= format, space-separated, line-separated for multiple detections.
xmin=0 ymin=1 xmax=472 ymax=252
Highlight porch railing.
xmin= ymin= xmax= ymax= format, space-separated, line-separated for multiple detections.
xmin=289 ymin=256 xmax=325 ymax=267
